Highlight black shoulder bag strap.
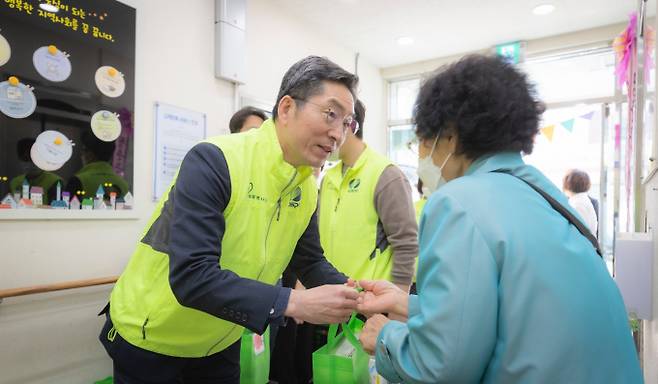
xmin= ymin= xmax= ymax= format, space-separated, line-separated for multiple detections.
xmin=492 ymin=169 xmax=602 ymax=258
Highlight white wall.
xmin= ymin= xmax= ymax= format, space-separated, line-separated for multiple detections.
xmin=243 ymin=0 xmax=386 ymax=151
xmin=0 ymin=1 xmax=385 ymax=383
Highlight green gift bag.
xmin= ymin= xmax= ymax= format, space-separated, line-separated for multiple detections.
xmin=312 ymin=314 xmax=370 ymax=384
xmin=239 ymin=326 xmax=270 ymax=384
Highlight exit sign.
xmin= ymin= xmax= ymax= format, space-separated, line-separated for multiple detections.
xmin=496 ymin=41 xmax=523 ymax=64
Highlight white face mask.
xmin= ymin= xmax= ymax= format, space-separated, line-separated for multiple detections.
xmin=417 ymin=137 xmax=452 ymax=196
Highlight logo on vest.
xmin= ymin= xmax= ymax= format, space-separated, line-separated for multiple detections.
xmin=348 ymin=178 xmax=361 ymax=192
xmin=288 ymin=186 xmax=302 ymax=208
xmin=247 ymin=182 xmax=267 ymax=202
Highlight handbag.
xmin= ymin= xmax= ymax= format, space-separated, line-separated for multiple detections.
xmin=239 ymin=326 xmax=270 ymax=384
xmin=312 ymin=313 xmax=370 ymax=384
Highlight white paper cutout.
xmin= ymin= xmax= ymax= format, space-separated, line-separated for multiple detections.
xmin=91 ymin=110 xmax=122 ymax=142
xmin=0 ymin=77 xmax=36 ymax=118
xmin=33 ymin=45 xmax=72 ymax=82
xmin=30 ymin=130 xmax=73 ymax=171
xmin=95 ymin=65 xmax=125 ymax=97
xmin=0 ymin=33 xmax=11 ymax=66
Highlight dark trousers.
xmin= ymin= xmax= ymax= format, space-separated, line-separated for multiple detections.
xmin=99 ymin=315 xmax=240 ymax=384
xmin=269 ymin=319 xmax=300 ymax=384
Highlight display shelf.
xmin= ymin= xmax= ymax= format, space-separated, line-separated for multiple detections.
xmin=0 ymin=208 xmax=140 ymax=221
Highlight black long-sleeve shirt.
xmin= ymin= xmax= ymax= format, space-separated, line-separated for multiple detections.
xmin=141 ymin=142 xmax=346 ymax=334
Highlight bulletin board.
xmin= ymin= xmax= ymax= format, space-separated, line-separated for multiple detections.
xmin=0 ymin=0 xmax=136 ymax=217
xmin=153 ymin=102 xmax=206 ymax=201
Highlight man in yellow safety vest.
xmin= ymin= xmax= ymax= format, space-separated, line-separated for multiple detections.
xmin=99 ymin=56 xmax=361 ymax=383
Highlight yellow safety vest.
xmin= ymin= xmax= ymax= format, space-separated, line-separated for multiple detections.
xmin=110 ymin=119 xmax=317 ymax=357
xmin=319 ymin=145 xmax=393 ymax=281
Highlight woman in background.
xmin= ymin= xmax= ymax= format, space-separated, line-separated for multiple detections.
xmin=563 ymin=168 xmax=598 ymax=237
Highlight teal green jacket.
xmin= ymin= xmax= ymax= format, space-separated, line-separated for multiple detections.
xmin=376 ymin=152 xmax=642 ymax=383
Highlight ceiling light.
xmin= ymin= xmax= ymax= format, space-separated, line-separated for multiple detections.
xmin=397 ymin=37 xmax=414 ymax=46
xmin=39 ymin=3 xmax=59 ymax=12
xmin=532 ymin=4 xmax=555 ymax=15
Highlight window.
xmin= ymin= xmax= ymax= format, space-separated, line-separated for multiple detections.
xmin=521 ymin=48 xmax=616 ymax=103
xmin=388 ymin=78 xmax=420 ymax=122
xmin=388 ymin=78 xmax=420 ymax=199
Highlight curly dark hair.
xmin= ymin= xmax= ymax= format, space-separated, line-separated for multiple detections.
xmin=414 ymin=54 xmax=544 ymax=159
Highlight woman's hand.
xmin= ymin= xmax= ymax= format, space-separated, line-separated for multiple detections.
xmin=359 ymin=314 xmax=390 ymax=355
xmin=357 ymin=279 xmax=409 ymax=320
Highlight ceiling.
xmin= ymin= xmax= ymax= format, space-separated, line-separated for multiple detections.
xmin=274 ymin=0 xmax=655 ymax=68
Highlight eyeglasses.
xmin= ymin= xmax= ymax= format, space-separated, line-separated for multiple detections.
xmin=406 ymin=137 xmax=419 ymax=155
xmin=293 ymin=98 xmax=359 ymax=136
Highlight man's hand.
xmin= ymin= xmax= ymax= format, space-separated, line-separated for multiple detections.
xmin=357 ymin=279 xmax=409 ymax=320
xmin=285 ymin=284 xmax=359 ymax=324
xmin=359 ymin=314 xmax=390 ymax=355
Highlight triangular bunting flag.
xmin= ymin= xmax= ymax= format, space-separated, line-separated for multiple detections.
xmin=540 ymin=125 xmax=555 ymax=142
xmin=561 ymin=119 xmax=575 ymax=132
xmin=579 ymin=111 xmax=595 ymax=120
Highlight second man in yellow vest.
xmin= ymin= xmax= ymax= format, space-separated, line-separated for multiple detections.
xmin=319 ymin=99 xmax=418 ymax=291
xmin=276 ymin=100 xmax=419 ymax=383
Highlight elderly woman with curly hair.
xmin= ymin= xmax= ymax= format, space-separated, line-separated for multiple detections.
xmin=357 ymin=55 xmax=641 ymax=383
